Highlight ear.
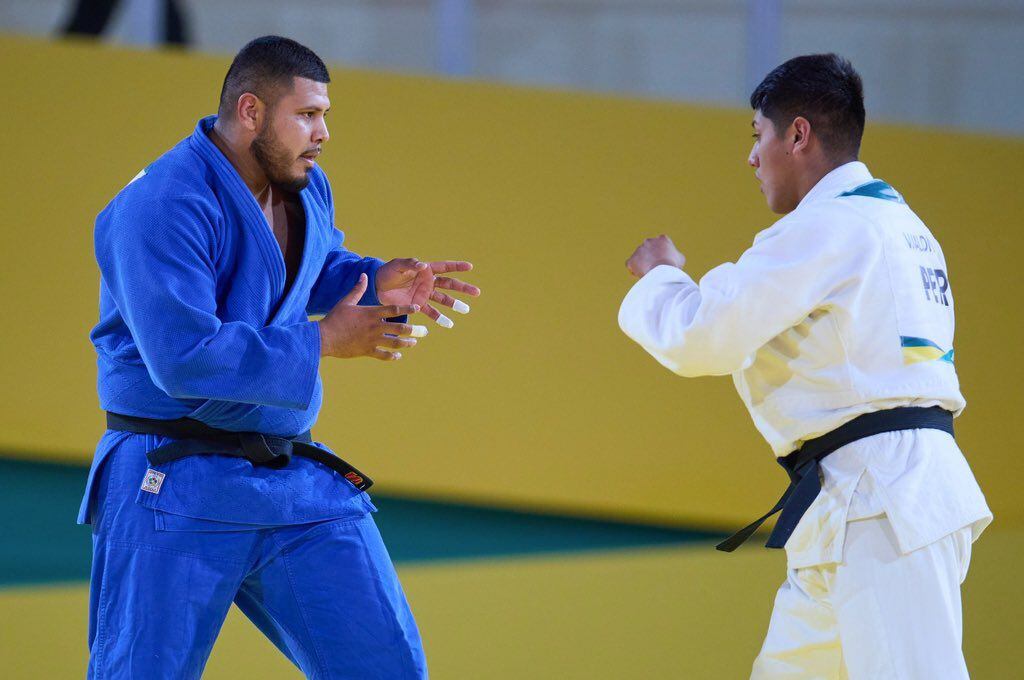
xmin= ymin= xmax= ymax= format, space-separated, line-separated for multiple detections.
xmin=236 ymin=93 xmax=263 ymax=133
xmin=791 ymin=116 xmax=812 ymax=155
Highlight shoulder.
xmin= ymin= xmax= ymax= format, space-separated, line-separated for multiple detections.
xmin=746 ymin=200 xmax=883 ymax=266
xmin=99 ymin=142 xmax=221 ymax=235
xmin=759 ymin=198 xmax=879 ymax=243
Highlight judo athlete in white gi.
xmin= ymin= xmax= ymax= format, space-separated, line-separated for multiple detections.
xmin=618 ymin=54 xmax=991 ymax=679
xmin=80 ymin=36 xmax=480 ymax=679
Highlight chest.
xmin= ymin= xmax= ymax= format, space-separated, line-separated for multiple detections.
xmin=263 ymin=195 xmax=306 ymax=279
xmin=207 ymin=190 xmax=331 ymax=324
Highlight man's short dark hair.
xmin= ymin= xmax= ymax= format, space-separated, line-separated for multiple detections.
xmin=750 ymin=53 xmax=865 ymax=161
xmin=218 ymin=36 xmax=330 ymax=117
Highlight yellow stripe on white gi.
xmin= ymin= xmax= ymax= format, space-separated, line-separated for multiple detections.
xmin=902 ymin=345 xmax=947 ymax=364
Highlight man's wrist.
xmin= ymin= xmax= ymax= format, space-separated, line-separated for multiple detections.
xmin=638 ymin=260 xmax=679 ymax=276
xmin=317 ymin=320 xmax=334 ymax=357
xmin=364 ymin=262 xmax=385 ymax=307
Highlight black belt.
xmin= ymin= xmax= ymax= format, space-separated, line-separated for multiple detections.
xmin=716 ymin=406 xmax=954 ymax=552
xmin=106 ymin=412 xmax=373 ymax=492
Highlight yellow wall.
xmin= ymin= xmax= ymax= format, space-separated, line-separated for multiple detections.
xmin=1 ymin=36 xmax=1022 ymax=527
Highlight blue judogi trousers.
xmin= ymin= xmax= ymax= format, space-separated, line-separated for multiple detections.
xmin=85 ymin=434 xmax=427 ymax=679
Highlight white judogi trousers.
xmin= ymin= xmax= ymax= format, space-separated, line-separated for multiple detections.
xmin=752 ymin=516 xmax=972 ymax=679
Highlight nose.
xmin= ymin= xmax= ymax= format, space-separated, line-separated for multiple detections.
xmin=748 ymin=143 xmax=759 ymax=168
xmin=315 ymin=118 xmax=330 ymax=144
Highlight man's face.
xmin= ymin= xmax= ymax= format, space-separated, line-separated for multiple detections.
xmin=251 ymin=77 xmax=330 ymax=193
xmin=748 ymin=110 xmax=799 ymax=214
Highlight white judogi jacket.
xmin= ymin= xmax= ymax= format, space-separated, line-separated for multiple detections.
xmin=619 ymin=162 xmax=991 ymax=568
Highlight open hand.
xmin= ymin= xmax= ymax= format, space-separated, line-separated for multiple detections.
xmin=319 ymin=274 xmax=421 ymax=360
xmin=376 ymin=258 xmax=481 ymax=327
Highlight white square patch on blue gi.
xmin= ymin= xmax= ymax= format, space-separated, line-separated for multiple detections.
xmin=141 ymin=469 xmax=165 ymax=495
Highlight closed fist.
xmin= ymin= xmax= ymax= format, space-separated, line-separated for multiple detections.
xmin=626 ymin=235 xmax=686 ymax=278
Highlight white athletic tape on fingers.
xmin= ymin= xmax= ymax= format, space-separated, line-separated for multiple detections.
xmin=409 ymin=325 xmax=429 ymax=338
xmin=436 ymin=314 xmax=454 ymax=329
xmin=452 ymin=300 xmax=470 ymax=314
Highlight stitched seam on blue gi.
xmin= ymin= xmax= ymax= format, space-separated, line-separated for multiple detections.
xmin=278 ymin=516 xmax=368 ymax=549
xmin=236 ymin=574 xmax=316 ymax=672
xmin=269 ymin=530 xmax=331 ymax=679
xmin=350 ymin=516 xmax=423 ymax=677
xmin=90 ymin=435 xmax=129 ymax=679
xmin=92 ymin=542 xmax=114 ymax=679
xmin=107 ymin=539 xmax=251 ymax=565
xmin=94 ymin=435 xmax=126 ymax=532
xmin=244 ymin=597 xmax=306 ymax=668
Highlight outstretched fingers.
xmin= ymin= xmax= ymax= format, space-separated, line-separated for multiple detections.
xmin=429 ymin=261 xmax=473 ymax=274
xmin=376 ymin=304 xmax=420 ymax=318
xmin=381 ymin=322 xmax=429 ymax=338
xmin=418 ymin=303 xmax=455 ymax=328
xmin=430 ymin=290 xmax=471 ymax=315
xmin=378 ymin=335 xmax=417 ymax=350
xmin=430 ymin=290 xmax=457 ymax=308
xmin=433 ymin=276 xmax=481 ymax=297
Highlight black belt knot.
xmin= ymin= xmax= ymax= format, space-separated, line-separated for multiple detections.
xmin=237 ymin=432 xmax=293 ymax=468
xmin=106 ymin=412 xmax=373 ymax=491
xmin=715 ymin=406 xmax=954 ymax=553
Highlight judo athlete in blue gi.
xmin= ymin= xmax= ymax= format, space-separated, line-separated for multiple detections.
xmin=79 ymin=36 xmax=480 ymax=679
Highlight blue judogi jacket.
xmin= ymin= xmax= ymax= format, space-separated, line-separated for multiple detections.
xmin=79 ymin=116 xmax=381 ymax=526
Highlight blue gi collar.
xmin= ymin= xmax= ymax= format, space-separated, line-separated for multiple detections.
xmin=189 ymin=115 xmax=272 ymax=229
xmin=188 ymin=115 xmax=315 ymax=320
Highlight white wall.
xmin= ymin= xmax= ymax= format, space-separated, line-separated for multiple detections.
xmin=3 ymin=0 xmax=1022 ymax=135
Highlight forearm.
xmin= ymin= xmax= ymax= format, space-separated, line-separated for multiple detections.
xmin=618 ymin=265 xmax=738 ymax=377
xmin=141 ymin=320 xmax=322 ymax=409
xmin=307 ymin=254 xmax=384 ymax=315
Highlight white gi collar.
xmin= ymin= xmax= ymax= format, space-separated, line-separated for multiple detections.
xmin=797 ymin=161 xmax=873 ymax=209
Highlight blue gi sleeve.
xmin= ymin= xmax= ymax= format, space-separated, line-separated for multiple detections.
xmin=95 ymin=195 xmax=321 ymax=409
xmin=305 ymin=226 xmax=385 ymax=316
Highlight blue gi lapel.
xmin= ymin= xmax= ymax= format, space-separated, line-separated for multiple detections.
xmin=269 ymin=190 xmax=315 ymax=324
xmin=189 ymin=116 xmax=316 ymax=323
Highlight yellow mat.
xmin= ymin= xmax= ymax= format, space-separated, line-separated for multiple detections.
xmin=2 ymin=530 xmax=1019 ymax=678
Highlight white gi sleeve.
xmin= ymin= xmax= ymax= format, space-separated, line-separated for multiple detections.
xmin=618 ymin=207 xmax=868 ymax=377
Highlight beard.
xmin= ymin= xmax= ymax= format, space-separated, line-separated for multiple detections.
xmin=251 ymin=123 xmax=310 ymax=193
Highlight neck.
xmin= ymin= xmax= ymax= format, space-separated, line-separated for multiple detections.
xmin=209 ymin=118 xmax=271 ymax=198
xmin=794 ymin=156 xmax=854 ymax=204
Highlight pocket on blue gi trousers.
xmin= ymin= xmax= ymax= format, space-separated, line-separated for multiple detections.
xmin=88 ymin=438 xmax=267 ymax=680
xmin=88 ymin=434 xmax=424 ymax=679
xmin=153 ymin=510 xmax=276 ymax=532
